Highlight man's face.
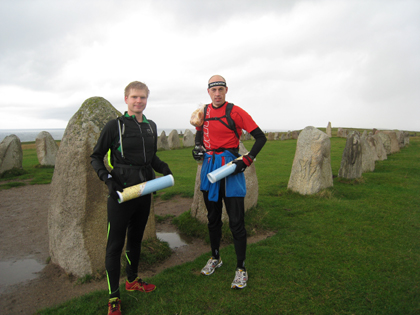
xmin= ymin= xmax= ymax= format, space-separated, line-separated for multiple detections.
xmin=207 ymin=85 xmax=228 ymax=107
xmin=125 ymin=88 xmax=148 ymax=116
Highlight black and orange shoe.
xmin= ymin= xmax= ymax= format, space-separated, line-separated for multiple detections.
xmin=108 ymin=297 xmax=122 ymax=315
xmin=125 ymin=277 xmax=156 ymax=293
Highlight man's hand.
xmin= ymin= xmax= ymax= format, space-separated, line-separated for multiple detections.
xmin=192 ymin=145 xmax=206 ymax=161
xmin=105 ymin=177 xmax=124 ymax=200
xmin=232 ymin=155 xmax=254 ymax=175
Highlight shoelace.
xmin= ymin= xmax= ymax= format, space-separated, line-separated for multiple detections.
xmin=235 ymin=270 xmax=245 ymax=281
xmin=137 ymin=278 xmax=149 ymax=285
xmin=109 ymin=301 xmax=119 ymax=311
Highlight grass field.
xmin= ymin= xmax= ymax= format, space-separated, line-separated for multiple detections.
xmin=2 ymin=134 xmax=420 ymax=314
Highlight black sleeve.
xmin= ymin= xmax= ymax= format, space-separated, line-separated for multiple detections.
xmin=248 ymin=127 xmax=267 ymax=158
xmin=195 ymin=130 xmax=203 ymax=145
xmin=90 ymin=120 xmax=117 ymax=182
xmin=149 ymin=120 xmax=170 ymax=174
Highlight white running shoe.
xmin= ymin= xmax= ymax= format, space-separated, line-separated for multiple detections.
xmin=231 ymin=268 xmax=248 ymax=289
xmin=201 ymin=257 xmax=223 ymax=275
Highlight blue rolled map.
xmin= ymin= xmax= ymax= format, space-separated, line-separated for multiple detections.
xmin=117 ymin=175 xmax=175 ymax=203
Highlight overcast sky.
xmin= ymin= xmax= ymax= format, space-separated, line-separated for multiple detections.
xmin=1 ymin=0 xmax=419 ymax=132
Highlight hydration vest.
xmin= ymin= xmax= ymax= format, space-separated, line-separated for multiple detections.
xmin=203 ymin=103 xmax=240 ymax=140
xmin=107 ymin=116 xmax=157 ymax=169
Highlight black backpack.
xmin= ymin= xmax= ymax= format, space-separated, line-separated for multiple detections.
xmin=203 ymin=103 xmax=240 ymax=140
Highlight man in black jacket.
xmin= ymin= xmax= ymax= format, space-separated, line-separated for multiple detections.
xmin=91 ymin=81 xmax=172 ymax=315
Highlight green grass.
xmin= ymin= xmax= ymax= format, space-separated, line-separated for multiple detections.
xmin=0 ymin=142 xmax=55 ymax=189
xmin=7 ymin=135 xmax=420 ymax=314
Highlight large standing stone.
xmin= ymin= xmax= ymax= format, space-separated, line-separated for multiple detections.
xmin=168 ymin=129 xmax=180 ymax=149
xmin=48 ymin=97 xmax=156 ymax=277
xmin=370 ymin=134 xmax=387 ymax=161
xmin=326 ymin=122 xmax=332 ymax=137
xmin=35 ymin=131 xmax=59 ymax=166
xmin=274 ymin=132 xmax=280 ymax=140
xmin=0 ymin=135 xmax=23 ymax=175
xmin=375 ymin=131 xmax=392 ymax=155
xmin=360 ymin=133 xmax=376 ymax=173
xmin=338 ymin=131 xmax=362 ymax=179
xmin=183 ymin=129 xmax=195 ymax=147
xmin=382 ymin=131 xmax=400 ymax=154
xmin=267 ymin=132 xmax=275 ymax=141
xmin=287 ymin=126 xmax=333 ymax=195
xmin=157 ymin=131 xmax=170 ymax=150
xmin=191 ymin=142 xmax=258 ymax=223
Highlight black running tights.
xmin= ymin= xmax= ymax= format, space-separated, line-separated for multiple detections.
xmin=202 ymin=179 xmax=247 ymax=262
xmin=106 ymin=194 xmax=151 ymax=298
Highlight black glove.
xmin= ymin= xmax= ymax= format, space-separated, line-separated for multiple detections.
xmin=192 ymin=145 xmax=206 ymax=161
xmin=232 ymin=155 xmax=254 ymax=175
xmin=105 ymin=177 xmax=124 ymax=200
xmin=162 ymin=165 xmax=172 ymax=176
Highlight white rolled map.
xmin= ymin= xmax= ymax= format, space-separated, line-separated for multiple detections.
xmin=207 ymin=163 xmax=236 ymax=184
xmin=117 ymin=175 xmax=175 ymax=203
xmin=207 ymin=155 xmax=246 ymax=184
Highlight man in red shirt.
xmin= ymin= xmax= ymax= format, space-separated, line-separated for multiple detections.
xmin=193 ymin=75 xmax=267 ymax=289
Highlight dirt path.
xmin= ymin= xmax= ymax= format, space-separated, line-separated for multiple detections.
xmin=0 ymin=185 xmax=273 ymax=315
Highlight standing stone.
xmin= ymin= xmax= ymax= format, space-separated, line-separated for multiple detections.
xmin=274 ymin=132 xmax=279 ymax=140
xmin=375 ymin=131 xmax=392 ymax=155
xmin=291 ymin=130 xmax=299 ymax=139
xmin=0 ymin=135 xmax=23 ymax=175
xmin=338 ymin=131 xmax=362 ymax=179
xmin=382 ymin=131 xmax=400 ymax=154
xmin=35 ymin=131 xmax=59 ymax=166
xmin=168 ymin=129 xmax=180 ymax=149
xmin=191 ymin=142 xmax=258 ymax=223
xmin=360 ymin=133 xmax=375 ymax=173
xmin=267 ymin=132 xmax=275 ymax=141
xmin=48 ymin=97 xmax=156 ymax=277
xmin=183 ymin=129 xmax=195 ymax=147
xmin=326 ymin=122 xmax=332 ymax=137
xmin=157 ymin=131 xmax=170 ymax=150
xmin=371 ymin=134 xmax=387 ymax=161
xmin=403 ymin=131 xmax=410 ymax=146
xmin=280 ymin=133 xmax=286 ymax=141
xmin=337 ymin=128 xmax=348 ymax=138
xmin=287 ymin=126 xmax=333 ymax=195
xmin=241 ymin=132 xmax=251 ymax=141
xmin=395 ymin=131 xmax=405 ymax=148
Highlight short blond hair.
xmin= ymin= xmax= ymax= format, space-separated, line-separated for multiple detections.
xmin=124 ymin=81 xmax=150 ymax=97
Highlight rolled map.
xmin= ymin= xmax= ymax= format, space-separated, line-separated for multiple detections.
xmin=207 ymin=155 xmax=245 ymax=184
xmin=117 ymin=175 xmax=175 ymax=203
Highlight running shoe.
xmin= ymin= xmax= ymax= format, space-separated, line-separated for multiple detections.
xmin=231 ymin=268 xmax=248 ymax=289
xmin=108 ymin=297 xmax=122 ymax=315
xmin=125 ymin=277 xmax=156 ymax=292
xmin=201 ymin=257 xmax=223 ymax=275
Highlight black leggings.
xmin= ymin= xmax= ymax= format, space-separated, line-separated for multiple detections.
xmin=106 ymin=194 xmax=151 ymax=298
xmin=202 ymin=179 xmax=247 ymax=262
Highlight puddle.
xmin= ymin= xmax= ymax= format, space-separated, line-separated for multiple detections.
xmin=157 ymin=232 xmax=188 ymax=249
xmin=0 ymin=259 xmax=45 ymax=293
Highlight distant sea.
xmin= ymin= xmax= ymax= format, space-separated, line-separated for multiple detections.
xmin=0 ymin=128 xmax=195 ymax=143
